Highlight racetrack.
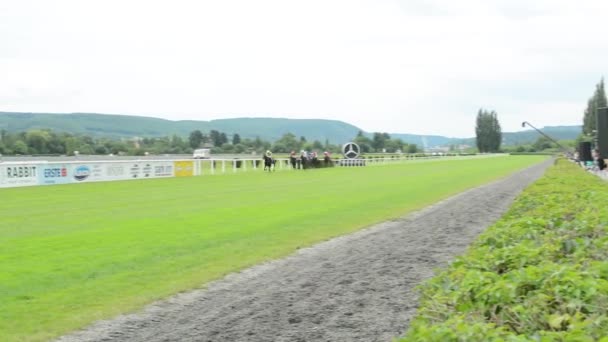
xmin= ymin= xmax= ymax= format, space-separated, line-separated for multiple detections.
xmin=57 ymin=159 xmax=552 ymax=342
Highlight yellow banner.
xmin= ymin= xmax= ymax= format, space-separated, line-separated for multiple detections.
xmin=174 ymin=161 xmax=194 ymax=177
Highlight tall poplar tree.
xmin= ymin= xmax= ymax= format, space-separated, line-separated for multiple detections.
xmin=583 ymin=78 xmax=607 ymax=135
xmin=475 ymin=109 xmax=502 ymax=152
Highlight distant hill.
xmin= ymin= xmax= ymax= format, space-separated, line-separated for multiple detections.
xmin=0 ymin=112 xmax=363 ymax=144
xmin=390 ymin=133 xmax=456 ymax=149
xmin=0 ymin=112 xmax=582 ymax=147
xmin=446 ymin=125 xmax=582 ymax=147
xmin=503 ymin=125 xmax=582 ymax=145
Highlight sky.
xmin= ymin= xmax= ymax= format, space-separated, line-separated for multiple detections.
xmin=1 ymin=0 xmax=607 ymax=138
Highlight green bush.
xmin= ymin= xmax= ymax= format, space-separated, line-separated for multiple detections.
xmin=401 ymin=159 xmax=608 ymax=341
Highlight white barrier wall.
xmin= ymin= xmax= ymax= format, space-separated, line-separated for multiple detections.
xmin=0 ymin=160 xmax=186 ymax=188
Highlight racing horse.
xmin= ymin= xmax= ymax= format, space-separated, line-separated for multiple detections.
xmin=263 ymin=155 xmax=276 ymax=172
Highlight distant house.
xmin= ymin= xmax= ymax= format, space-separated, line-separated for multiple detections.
xmin=130 ymin=137 xmax=143 ymax=149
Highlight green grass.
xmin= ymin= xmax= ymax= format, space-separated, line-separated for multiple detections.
xmin=0 ymin=155 xmax=545 ymax=341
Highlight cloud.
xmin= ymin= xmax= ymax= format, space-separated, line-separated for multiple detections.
xmin=0 ymin=0 xmax=606 ymax=137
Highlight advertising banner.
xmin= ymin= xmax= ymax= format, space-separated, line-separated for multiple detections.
xmin=0 ymin=159 xmax=193 ymax=189
xmin=38 ymin=163 xmax=73 ymax=185
xmin=149 ymin=161 xmax=174 ymax=178
xmin=126 ymin=161 xmax=174 ymax=179
xmin=103 ymin=163 xmax=129 ymax=181
xmin=64 ymin=162 xmax=174 ymax=183
xmin=0 ymin=164 xmax=40 ymax=188
xmin=174 ymin=161 xmax=194 ymax=177
xmin=70 ymin=164 xmax=105 ymax=182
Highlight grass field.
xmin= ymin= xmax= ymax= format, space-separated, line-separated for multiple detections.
xmin=0 ymin=155 xmax=546 ymax=341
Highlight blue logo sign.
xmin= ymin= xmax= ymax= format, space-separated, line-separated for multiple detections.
xmin=74 ymin=166 xmax=91 ymax=181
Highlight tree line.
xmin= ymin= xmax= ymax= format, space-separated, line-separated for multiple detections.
xmin=0 ymin=128 xmax=417 ymax=156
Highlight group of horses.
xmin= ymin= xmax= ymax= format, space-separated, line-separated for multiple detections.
xmin=262 ymin=153 xmax=333 ymax=172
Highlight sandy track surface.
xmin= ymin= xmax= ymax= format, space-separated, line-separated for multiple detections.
xmin=57 ymin=159 xmax=552 ymax=342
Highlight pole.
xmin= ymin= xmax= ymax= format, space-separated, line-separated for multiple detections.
xmin=521 ymin=121 xmax=571 ymax=155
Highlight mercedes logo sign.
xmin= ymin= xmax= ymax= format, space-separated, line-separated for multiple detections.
xmin=342 ymin=142 xmax=360 ymax=159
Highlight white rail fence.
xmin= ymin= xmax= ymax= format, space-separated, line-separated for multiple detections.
xmin=0 ymin=154 xmax=493 ymax=189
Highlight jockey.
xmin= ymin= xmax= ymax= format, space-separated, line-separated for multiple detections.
xmin=265 ymin=150 xmax=273 ymax=158
xmin=290 ymin=151 xmax=297 ymax=169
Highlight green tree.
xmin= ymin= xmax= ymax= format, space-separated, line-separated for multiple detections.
xmin=234 ymin=143 xmax=246 ymax=153
xmin=583 ymin=78 xmax=607 ymax=136
xmin=221 ymin=143 xmax=234 ymax=152
xmin=12 ymin=140 xmax=28 ymax=154
xmin=77 ymin=144 xmax=94 ymax=155
xmin=219 ymin=132 xmax=228 ymax=145
xmin=189 ymin=130 xmax=204 ymax=148
xmin=312 ymin=140 xmax=324 ymax=150
xmin=353 ymin=134 xmax=372 ymax=153
xmin=372 ymin=132 xmax=391 ymax=152
xmin=46 ymin=131 xmax=67 ymax=154
xmin=272 ymin=133 xmax=300 ymax=152
xmin=25 ymin=130 xmax=51 ymax=154
xmin=232 ymin=133 xmax=241 ymax=145
xmin=532 ymin=136 xmax=554 ymax=151
xmin=209 ymin=130 xmax=222 ymax=146
xmin=475 ymin=109 xmax=502 ymax=153
xmin=170 ymin=135 xmax=188 ymax=151
xmin=385 ymin=139 xmax=404 ymax=153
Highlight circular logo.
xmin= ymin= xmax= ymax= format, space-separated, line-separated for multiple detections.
xmin=342 ymin=142 xmax=360 ymax=159
xmin=74 ymin=166 xmax=90 ymax=181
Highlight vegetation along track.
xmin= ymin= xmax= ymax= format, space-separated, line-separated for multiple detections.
xmin=57 ymin=158 xmax=553 ymax=342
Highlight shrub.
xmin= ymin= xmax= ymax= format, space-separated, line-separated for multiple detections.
xmin=401 ymin=159 xmax=608 ymax=341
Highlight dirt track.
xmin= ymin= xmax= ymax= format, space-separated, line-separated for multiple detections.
xmin=57 ymin=159 xmax=552 ymax=342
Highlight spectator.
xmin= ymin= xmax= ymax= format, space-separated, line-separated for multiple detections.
xmin=593 ymin=149 xmax=607 ymax=171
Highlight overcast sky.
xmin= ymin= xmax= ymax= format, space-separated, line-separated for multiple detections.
xmin=1 ymin=0 xmax=607 ymax=137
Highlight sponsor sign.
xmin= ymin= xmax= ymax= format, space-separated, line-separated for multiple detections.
xmin=38 ymin=164 xmax=72 ymax=185
xmin=0 ymin=164 xmax=39 ymax=187
xmin=174 ymin=161 xmax=194 ymax=177
xmin=342 ymin=142 xmax=361 ymax=159
xmin=105 ymin=163 xmax=127 ymax=180
xmin=134 ymin=162 xmax=174 ymax=178
xmin=73 ymin=165 xmax=91 ymax=181
xmin=126 ymin=162 xmax=174 ymax=179
xmin=70 ymin=164 xmax=104 ymax=182
xmin=152 ymin=162 xmax=174 ymax=177
xmin=129 ymin=163 xmax=141 ymax=178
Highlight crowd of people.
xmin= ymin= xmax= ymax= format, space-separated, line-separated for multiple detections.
xmin=573 ymin=148 xmax=607 ymax=176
